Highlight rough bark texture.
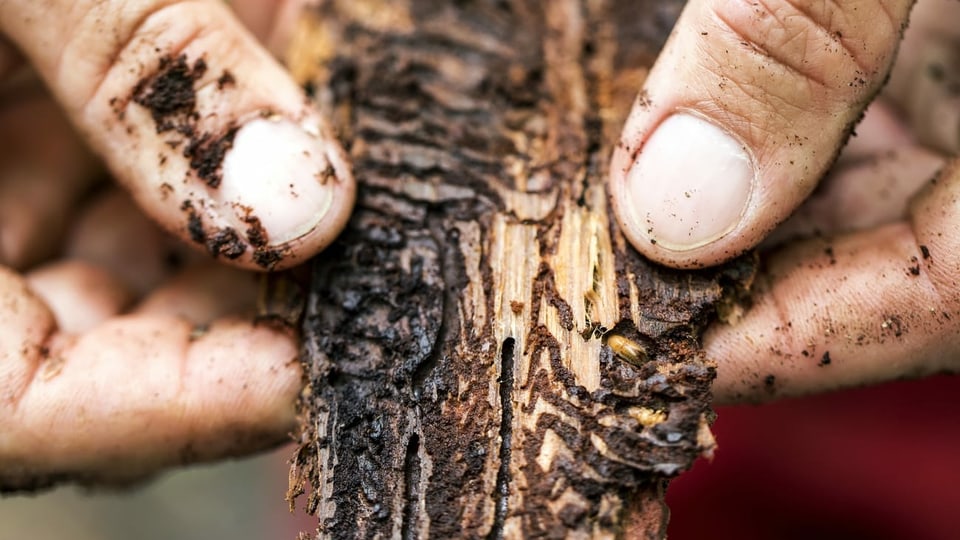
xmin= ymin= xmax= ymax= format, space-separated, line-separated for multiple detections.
xmin=287 ymin=1 xmax=754 ymax=538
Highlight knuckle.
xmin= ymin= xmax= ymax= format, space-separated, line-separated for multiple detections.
xmin=704 ymin=0 xmax=898 ymax=98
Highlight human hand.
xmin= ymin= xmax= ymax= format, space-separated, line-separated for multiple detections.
xmin=0 ymin=0 xmax=353 ymax=490
xmin=608 ymin=0 xmax=960 ymax=403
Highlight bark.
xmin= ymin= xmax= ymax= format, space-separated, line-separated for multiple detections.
xmin=286 ymin=1 xmax=754 ymax=538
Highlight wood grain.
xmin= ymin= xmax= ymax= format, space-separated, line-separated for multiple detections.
xmin=288 ymin=1 xmax=754 ymax=537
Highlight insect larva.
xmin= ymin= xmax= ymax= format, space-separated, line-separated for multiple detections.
xmin=606 ymin=334 xmax=648 ymax=367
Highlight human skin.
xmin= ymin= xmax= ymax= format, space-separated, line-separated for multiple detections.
xmin=0 ymin=0 xmax=350 ymax=488
xmin=605 ymin=0 xmax=960 ymax=403
xmin=0 ymin=0 xmax=957 ymax=487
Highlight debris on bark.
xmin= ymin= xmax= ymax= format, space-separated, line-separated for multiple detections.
xmin=289 ymin=1 xmax=755 ymax=538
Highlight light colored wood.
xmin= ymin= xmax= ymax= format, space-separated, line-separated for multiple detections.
xmin=289 ymin=1 xmax=742 ymax=537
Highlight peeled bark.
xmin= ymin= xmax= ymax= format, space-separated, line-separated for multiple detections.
xmin=287 ymin=1 xmax=754 ymax=538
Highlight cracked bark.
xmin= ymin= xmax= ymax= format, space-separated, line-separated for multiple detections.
xmin=287 ymin=1 xmax=754 ymax=538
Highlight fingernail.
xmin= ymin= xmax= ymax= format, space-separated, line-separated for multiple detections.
xmin=624 ymin=114 xmax=754 ymax=251
xmin=216 ymin=117 xmax=336 ymax=246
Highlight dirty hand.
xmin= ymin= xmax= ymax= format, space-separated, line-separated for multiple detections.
xmin=609 ymin=0 xmax=960 ymax=403
xmin=0 ymin=1 xmax=352 ymax=490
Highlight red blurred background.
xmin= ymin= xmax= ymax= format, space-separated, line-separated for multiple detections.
xmin=3 ymin=376 xmax=957 ymax=539
xmin=667 ymin=375 xmax=960 ymax=540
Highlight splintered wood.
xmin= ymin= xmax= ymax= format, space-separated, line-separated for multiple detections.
xmin=289 ymin=1 xmax=752 ymax=538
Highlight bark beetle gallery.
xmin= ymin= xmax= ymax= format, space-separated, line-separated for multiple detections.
xmin=288 ymin=1 xmax=754 ymax=538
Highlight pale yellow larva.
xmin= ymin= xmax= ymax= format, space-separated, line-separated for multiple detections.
xmin=606 ymin=334 xmax=648 ymax=367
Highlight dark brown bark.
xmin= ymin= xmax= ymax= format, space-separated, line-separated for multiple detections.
xmin=287 ymin=1 xmax=754 ymax=538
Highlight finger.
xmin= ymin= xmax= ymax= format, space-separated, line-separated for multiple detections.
xmin=609 ymin=0 xmax=913 ymax=268
xmin=836 ymin=101 xmax=914 ymax=166
xmin=231 ymin=0 xmax=305 ymax=57
xmin=25 ymin=260 xmax=132 ymax=333
xmin=0 ymin=92 xmax=101 ymax=269
xmin=707 ymin=157 xmax=960 ymax=404
xmin=0 ymin=36 xmax=22 ymax=79
xmin=66 ymin=189 xmax=201 ymax=297
xmin=135 ymin=263 xmax=259 ymax=324
xmin=886 ymin=0 xmax=960 ymax=153
xmin=0 ymin=267 xmax=301 ymax=491
xmin=0 ymin=0 xmax=355 ymax=271
xmin=767 ymin=144 xmax=944 ymax=244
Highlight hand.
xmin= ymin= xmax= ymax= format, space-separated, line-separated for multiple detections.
xmin=609 ymin=0 xmax=960 ymax=403
xmin=0 ymin=0 xmax=353 ymax=490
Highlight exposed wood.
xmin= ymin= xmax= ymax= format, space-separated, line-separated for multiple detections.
xmin=287 ymin=1 xmax=754 ymax=538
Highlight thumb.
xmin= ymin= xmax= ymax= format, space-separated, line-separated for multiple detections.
xmin=0 ymin=0 xmax=354 ymax=271
xmin=610 ymin=0 xmax=913 ymax=268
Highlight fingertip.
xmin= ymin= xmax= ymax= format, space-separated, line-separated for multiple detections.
xmin=211 ymin=115 xmax=356 ymax=271
xmin=703 ymin=289 xmax=784 ymax=405
xmin=25 ymin=260 xmax=132 ymax=333
xmin=4 ymin=0 xmax=354 ymax=273
xmin=184 ymin=318 xmax=302 ymax=436
xmin=134 ymin=262 xmax=259 ymax=323
xmin=115 ymin=28 xmax=357 ymax=272
xmin=1 ymin=313 xmax=302 ymax=490
xmin=66 ymin=189 xmax=194 ymax=296
xmin=609 ymin=0 xmax=913 ymax=269
xmin=706 ymin=202 xmax=960 ymax=405
xmin=231 ymin=0 xmax=306 ymax=57
xmin=610 ymin=113 xmax=757 ymax=269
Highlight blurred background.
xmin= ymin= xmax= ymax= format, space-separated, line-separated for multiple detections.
xmin=0 ymin=444 xmax=312 ymax=540
xmin=669 ymin=375 xmax=960 ymax=540
xmin=3 ymin=375 xmax=959 ymax=540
